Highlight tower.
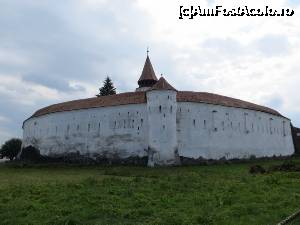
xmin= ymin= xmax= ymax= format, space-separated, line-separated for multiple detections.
xmin=146 ymin=77 xmax=180 ymax=166
xmin=136 ymin=55 xmax=158 ymax=92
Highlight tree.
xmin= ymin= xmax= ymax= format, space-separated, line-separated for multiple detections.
xmin=0 ymin=138 xmax=22 ymax=161
xmin=96 ymin=76 xmax=116 ymax=97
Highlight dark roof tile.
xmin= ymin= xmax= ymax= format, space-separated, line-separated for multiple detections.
xmin=138 ymin=56 xmax=158 ymax=82
xmin=27 ymin=91 xmax=283 ymax=120
xmin=31 ymin=92 xmax=146 ymax=118
xmin=177 ymin=91 xmax=282 ymax=117
xmin=150 ymin=77 xmax=177 ymax=91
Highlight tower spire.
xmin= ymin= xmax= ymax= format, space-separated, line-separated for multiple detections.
xmin=137 ymin=52 xmax=158 ymax=89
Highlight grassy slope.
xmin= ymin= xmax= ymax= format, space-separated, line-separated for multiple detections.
xmin=290 ymin=218 xmax=300 ymax=225
xmin=0 ymin=159 xmax=300 ymax=225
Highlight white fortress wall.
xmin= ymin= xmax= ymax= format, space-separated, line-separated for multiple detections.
xmin=146 ymin=90 xmax=179 ymax=166
xmin=23 ymin=103 xmax=149 ymax=159
xmin=22 ymin=99 xmax=295 ymax=163
xmin=177 ymin=102 xmax=294 ymax=160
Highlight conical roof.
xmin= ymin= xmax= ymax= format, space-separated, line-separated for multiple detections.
xmin=150 ymin=77 xmax=177 ymax=91
xmin=138 ymin=56 xmax=158 ymax=83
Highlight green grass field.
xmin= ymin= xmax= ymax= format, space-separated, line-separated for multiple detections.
xmin=290 ymin=218 xmax=300 ymax=225
xmin=0 ymin=159 xmax=300 ymax=225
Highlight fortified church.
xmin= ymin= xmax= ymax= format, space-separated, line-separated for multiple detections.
xmin=22 ymin=54 xmax=295 ymax=166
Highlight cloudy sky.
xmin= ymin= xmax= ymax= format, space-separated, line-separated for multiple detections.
xmin=0 ymin=0 xmax=299 ymax=144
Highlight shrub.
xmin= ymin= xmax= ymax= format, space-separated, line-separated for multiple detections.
xmin=249 ymin=165 xmax=266 ymax=174
xmin=19 ymin=145 xmax=41 ymax=162
xmin=0 ymin=138 xmax=22 ymax=161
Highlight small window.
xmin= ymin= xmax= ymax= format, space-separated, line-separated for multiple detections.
xmin=164 ymin=114 xmax=166 ymax=118
xmin=283 ymin=121 xmax=286 ymax=136
xmin=193 ymin=119 xmax=196 ymax=126
xmin=204 ymin=120 xmax=206 ymax=129
xmin=170 ymin=106 xmax=173 ymax=113
xmin=168 ymin=96 xmax=170 ymax=99
xmin=163 ymin=125 xmax=165 ymax=130
xmin=159 ymin=105 xmax=162 ymax=113
xmin=88 ymin=124 xmax=91 ymax=132
xmin=77 ymin=125 xmax=80 ymax=131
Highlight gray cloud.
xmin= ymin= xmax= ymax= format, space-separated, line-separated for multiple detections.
xmin=254 ymin=35 xmax=290 ymax=57
xmin=0 ymin=0 xmax=151 ymax=89
xmin=0 ymin=0 xmax=152 ymax=144
xmin=287 ymin=0 xmax=300 ymax=6
xmin=202 ymin=38 xmax=245 ymax=56
xmin=263 ymin=95 xmax=284 ymax=111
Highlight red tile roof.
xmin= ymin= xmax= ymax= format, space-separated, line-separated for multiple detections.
xmin=138 ymin=56 xmax=158 ymax=82
xmin=177 ymin=91 xmax=282 ymax=117
xmin=27 ymin=91 xmax=283 ymax=120
xmin=150 ymin=77 xmax=177 ymax=91
xmin=31 ymin=92 xmax=146 ymax=118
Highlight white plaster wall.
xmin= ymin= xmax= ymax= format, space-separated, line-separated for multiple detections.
xmin=177 ymin=102 xmax=294 ymax=159
xmin=23 ymin=104 xmax=149 ymax=159
xmin=146 ymin=90 xmax=179 ymax=166
xmin=22 ymin=98 xmax=295 ymax=165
